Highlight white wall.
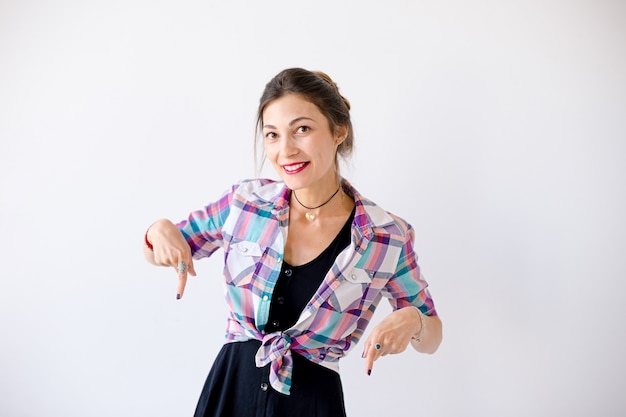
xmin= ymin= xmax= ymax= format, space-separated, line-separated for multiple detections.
xmin=1 ymin=1 xmax=625 ymax=416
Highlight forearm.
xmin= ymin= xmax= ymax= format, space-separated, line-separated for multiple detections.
xmin=410 ymin=312 xmax=442 ymax=354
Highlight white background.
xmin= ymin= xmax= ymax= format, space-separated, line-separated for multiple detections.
xmin=1 ymin=1 xmax=625 ymax=416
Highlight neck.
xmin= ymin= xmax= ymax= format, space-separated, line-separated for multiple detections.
xmin=291 ymin=181 xmax=345 ymax=222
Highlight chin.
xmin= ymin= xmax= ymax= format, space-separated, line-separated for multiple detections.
xmin=280 ymin=177 xmax=307 ymax=191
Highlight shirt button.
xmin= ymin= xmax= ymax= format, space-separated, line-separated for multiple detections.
xmin=260 ymin=382 xmax=268 ymax=391
xmin=350 ymin=274 xmax=357 ymax=281
xmin=262 ymin=295 xmax=269 ymax=301
xmin=241 ymin=247 xmax=248 ymax=253
xmin=272 ymin=320 xmax=280 ymax=328
xmin=277 ymin=296 xmax=285 ymax=305
xmin=284 ymin=269 xmax=292 ymax=277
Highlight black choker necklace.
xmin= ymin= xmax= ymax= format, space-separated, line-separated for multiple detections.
xmin=293 ymin=186 xmax=341 ymax=221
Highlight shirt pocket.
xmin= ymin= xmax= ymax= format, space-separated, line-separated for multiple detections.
xmin=328 ymin=268 xmax=372 ymax=312
xmin=224 ymin=240 xmax=264 ymax=287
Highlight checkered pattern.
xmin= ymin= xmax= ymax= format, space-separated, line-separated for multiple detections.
xmin=177 ymin=179 xmax=437 ymax=395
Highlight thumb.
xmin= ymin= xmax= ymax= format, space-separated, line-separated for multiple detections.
xmin=187 ymin=258 xmax=197 ymax=277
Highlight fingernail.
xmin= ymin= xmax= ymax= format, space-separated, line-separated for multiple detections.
xmin=367 ymin=369 xmax=372 ymax=376
xmin=176 ymin=293 xmax=181 ymax=300
xmin=361 ymin=350 xmax=365 ymax=358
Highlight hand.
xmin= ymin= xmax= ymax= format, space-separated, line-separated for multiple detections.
xmin=145 ymin=219 xmax=197 ymax=299
xmin=362 ymin=306 xmax=421 ymax=375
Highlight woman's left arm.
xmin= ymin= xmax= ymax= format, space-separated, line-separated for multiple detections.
xmin=362 ymin=223 xmax=442 ymax=374
xmin=363 ymin=307 xmax=442 ymax=375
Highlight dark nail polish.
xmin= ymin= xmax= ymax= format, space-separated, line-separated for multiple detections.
xmin=367 ymin=369 xmax=371 ymax=376
xmin=176 ymin=293 xmax=181 ymax=300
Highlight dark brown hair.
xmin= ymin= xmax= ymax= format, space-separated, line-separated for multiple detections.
xmin=255 ymin=68 xmax=354 ymax=171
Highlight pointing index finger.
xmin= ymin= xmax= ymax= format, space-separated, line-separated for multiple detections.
xmin=364 ymin=342 xmax=379 ymax=376
xmin=175 ymin=259 xmax=190 ymax=299
xmin=176 ymin=271 xmax=187 ymax=299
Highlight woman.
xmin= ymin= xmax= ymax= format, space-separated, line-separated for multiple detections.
xmin=143 ymin=68 xmax=442 ymax=416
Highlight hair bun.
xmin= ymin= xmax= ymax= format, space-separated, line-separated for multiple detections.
xmin=314 ymin=71 xmax=351 ymax=111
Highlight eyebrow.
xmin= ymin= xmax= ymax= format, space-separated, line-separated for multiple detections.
xmin=263 ymin=116 xmax=316 ymax=130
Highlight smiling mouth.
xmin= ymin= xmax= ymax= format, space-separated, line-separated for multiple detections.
xmin=282 ymin=162 xmax=309 ymax=174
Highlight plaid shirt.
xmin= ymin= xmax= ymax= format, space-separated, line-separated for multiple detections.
xmin=177 ymin=178 xmax=437 ymax=395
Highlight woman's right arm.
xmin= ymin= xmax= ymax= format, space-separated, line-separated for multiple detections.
xmin=143 ymin=218 xmax=196 ymax=298
xmin=144 ymin=182 xmax=239 ymax=297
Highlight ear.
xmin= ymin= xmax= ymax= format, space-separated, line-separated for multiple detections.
xmin=334 ymin=125 xmax=348 ymax=144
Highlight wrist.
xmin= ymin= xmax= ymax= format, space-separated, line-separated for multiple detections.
xmin=144 ymin=221 xmax=159 ymax=251
xmin=411 ymin=307 xmax=426 ymax=342
xmin=144 ymin=229 xmax=154 ymax=250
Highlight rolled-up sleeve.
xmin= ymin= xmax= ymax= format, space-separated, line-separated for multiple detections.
xmin=383 ymin=225 xmax=437 ymax=316
xmin=176 ymin=185 xmax=235 ymax=259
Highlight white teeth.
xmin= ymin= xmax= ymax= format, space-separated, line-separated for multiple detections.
xmin=284 ymin=163 xmax=306 ymax=172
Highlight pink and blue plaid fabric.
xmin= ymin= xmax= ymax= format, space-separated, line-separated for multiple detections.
xmin=177 ymin=178 xmax=437 ymax=395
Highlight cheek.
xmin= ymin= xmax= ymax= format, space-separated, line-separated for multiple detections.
xmin=263 ymin=143 xmax=276 ymax=161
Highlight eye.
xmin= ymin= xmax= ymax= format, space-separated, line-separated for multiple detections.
xmin=295 ymin=126 xmax=310 ymax=134
xmin=264 ymin=131 xmax=277 ymax=140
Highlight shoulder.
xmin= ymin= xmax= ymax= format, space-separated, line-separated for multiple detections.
xmin=346 ymin=180 xmax=413 ymax=239
xmin=362 ymin=197 xmax=413 ymax=238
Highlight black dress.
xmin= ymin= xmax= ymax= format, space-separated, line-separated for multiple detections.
xmin=194 ymin=210 xmax=355 ymax=417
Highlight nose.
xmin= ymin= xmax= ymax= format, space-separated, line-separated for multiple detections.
xmin=279 ymin=135 xmax=298 ymax=157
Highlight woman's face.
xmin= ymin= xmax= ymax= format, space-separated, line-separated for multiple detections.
xmin=262 ymin=94 xmax=342 ymax=191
